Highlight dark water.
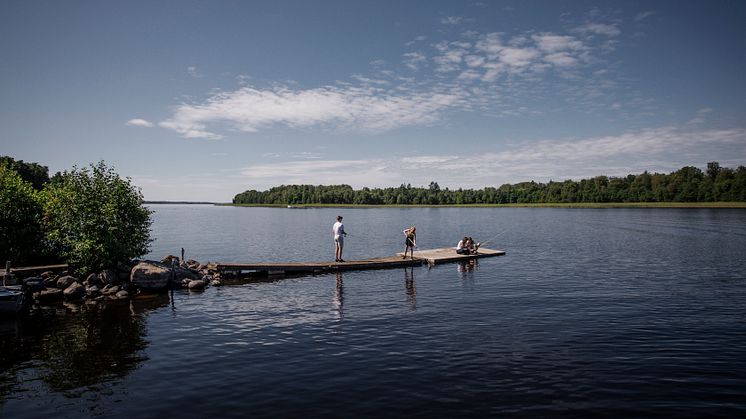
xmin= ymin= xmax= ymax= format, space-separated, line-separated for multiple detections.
xmin=2 ymin=205 xmax=746 ymax=417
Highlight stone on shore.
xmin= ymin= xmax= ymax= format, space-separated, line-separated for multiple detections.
xmin=130 ymin=261 xmax=171 ymax=291
xmin=100 ymin=269 xmax=118 ymax=285
xmin=56 ymin=275 xmax=77 ymax=289
xmin=63 ymin=282 xmax=86 ymax=300
xmin=115 ymin=290 xmax=129 ymax=299
xmin=187 ymin=279 xmax=207 ymax=290
xmin=38 ymin=288 xmax=64 ymax=303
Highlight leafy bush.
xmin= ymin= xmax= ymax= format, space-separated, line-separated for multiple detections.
xmin=41 ymin=161 xmax=152 ymax=274
xmin=0 ymin=164 xmax=44 ymax=264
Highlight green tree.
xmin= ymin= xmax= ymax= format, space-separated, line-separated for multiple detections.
xmin=0 ymin=155 xmax=50 ymax=190
xmin=0 ymin=164 xmax=44 ymax=264
xmin=41 ymin=161 xmax=152 ymax=274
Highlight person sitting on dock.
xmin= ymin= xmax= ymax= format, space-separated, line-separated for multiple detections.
xmin=466 ymin=237 xmax=481 ymax=254
xmin=402 ymin=226 xmax=417 ymax=259
xmin=333 ymin=215 xmax=347 ymax=262
xmin=456 ymin=236 xmax=470 ymax=254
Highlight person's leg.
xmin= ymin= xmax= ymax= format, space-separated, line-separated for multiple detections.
xmin=338 ymin=238 xmax=345 ymax=262
xmin=335 ymin=241 xmax=341 ymax=261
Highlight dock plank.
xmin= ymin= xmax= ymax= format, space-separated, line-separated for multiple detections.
xmin=397 ymin=247 xmax=506 ymax=265
xmin=218 ymin=247 xmax=505 ymax=276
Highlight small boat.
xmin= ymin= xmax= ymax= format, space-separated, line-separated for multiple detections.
xmin=0 ymin=287 xmax=25 ymax=315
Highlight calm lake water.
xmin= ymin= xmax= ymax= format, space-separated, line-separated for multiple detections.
xmin=2 ymin=205 xmax=746 ymax=417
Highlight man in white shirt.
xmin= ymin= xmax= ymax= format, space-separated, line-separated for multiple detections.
xmin=332 ymin=215 xmax=347 ymax=262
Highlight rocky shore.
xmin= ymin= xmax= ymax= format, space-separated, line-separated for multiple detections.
xmin=16 ymin=256 xmax=223 ymax=306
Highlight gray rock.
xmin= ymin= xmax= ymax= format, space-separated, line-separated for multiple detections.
xmin=102 ymin=285 xmax=120 ymax=296
xmin=187 ymin=279 xmax=207 ymax=290
xmin=40 ymin=271 xmax=52 ymax=279
xmin=56 ymin=275 xmax=77 ymax=289
xmin=39 ymin=288 xmax=64 ymax=303
xmin=86 ymin=285 xmax=101 ymax=297
xmin=100 ymin=269 xmax=118 ymax=285
xmin=131 ymin=261 xmax=171 ymax=292
xmin=161 ymin=255 xmax=179 ymax=265
xmin=85 ymin=273 xmax=99 ymax=286
xmin=44 ymin=276 xmax=58 ymax=287
xmin=209 ymin=279 xmax=222 ymax=287
xmin=63 ymin=282 xmax=86 ymax=300
xmin=115 ymin=290 xmax=129 ymax=299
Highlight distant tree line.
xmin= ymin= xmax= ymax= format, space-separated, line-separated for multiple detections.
xmin=233 ymin=162 xmax=746 ymax=205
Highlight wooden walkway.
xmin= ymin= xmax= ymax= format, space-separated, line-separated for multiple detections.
xmin=0 ymin=264 xmax=68 ymax=279
xmin=218 ymin=247 xmax=505 ymax=276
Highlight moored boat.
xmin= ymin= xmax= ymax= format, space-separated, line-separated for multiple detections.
xmin=0 ymin=287 xmax=25 ymax=315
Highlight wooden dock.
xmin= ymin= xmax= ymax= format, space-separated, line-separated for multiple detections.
xmin=397 ymin=247 xmax=506 ymax=265
xmin=218 ymin=247 xmax=505 ymax=276
xmin=0 ymin=264 xmax=68 ymax=279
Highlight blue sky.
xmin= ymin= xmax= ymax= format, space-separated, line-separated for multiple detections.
xmin=1 ymin=0 xmax=745 ymax=201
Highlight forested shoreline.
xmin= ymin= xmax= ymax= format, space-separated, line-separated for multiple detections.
xmin=234 ymin=162 xmax=746 ymax=205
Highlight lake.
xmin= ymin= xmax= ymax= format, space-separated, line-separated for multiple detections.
xmin=2 ymin=205 xmax=746 ymax=417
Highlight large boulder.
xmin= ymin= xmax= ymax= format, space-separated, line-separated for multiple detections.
xmin=130 ymin=261 xmax=171 ymax=292
xmin=187 ymin=279 xmax=207 ymax=290
xmin=99 ymin=269 xmax=118 ymax=285
xmin=56 ymin=275 xmax=77 ymax=289
xmin=38 ymin=288 xmax=64 ymax=303
xmin=63 ymin=282 xmax=86 ymax=300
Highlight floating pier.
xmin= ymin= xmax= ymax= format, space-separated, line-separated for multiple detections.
xmin=217 ymin=247 xmax=505 ymax=277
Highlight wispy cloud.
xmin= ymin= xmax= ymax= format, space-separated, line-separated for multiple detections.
xmin=573 ymin=23 xmax=621 ymax=37
xmin=402 ymin=51 xmax=427 ymax=71
xmin=187 ymin=66 xmax=203 ymax=78
xmin=235 ymin=125 xmax=746 ymax=189
xmin=634 ymin=11 xmax=655 ymax=22
xmin=159 ymin=85 xmax=468 ymax=139
xmin=159 ymin=19 xmax=629 ymax=139
xmin=126 ymin=118 xmax=154 ymax=128
xmin=441 ymin=16 xmax=464 ymax=25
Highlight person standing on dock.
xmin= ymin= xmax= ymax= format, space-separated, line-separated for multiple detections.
xmin=333 ymin=215 xmax=347 ymax=262
xmin=402 ymin=226 xmax=417 ymax=259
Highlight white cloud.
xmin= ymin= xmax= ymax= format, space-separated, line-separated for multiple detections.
xmin=235 ymin=125 xmax=746 ymax=190
xmin=441 ymin=16 xmax=464 ymax=25
xmin=187 ymin=66 xmax=203 ymax=78
xmin=544 ymin=52 xmax=578 ymax=67
xmin=574 ymin=23 xmax=621 ymax=37
xmin=634 ymin=11 xmax=655 ymax=22
xmin=126 ymin=118 xmax=154 ymax=128
xmin=532 ymin=34 xmax=584 ymax=53
xmin=159 ymin=85 xmax=468 ymax=138
xmin=403 ymin=51 xmax=427 ymax=71
xmin=499 ymin=47 xmax=540 ymax=68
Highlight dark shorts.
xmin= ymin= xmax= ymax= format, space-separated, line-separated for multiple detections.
xmin=456 ymin=248 xmax=469 ymax=255
xmin=405 ymin=237 xmax=415 ymax=247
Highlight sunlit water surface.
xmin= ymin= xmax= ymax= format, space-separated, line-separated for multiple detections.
xmin=2 ymin=205 xmax=745 ymax=417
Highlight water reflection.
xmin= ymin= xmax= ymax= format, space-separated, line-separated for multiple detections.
xmin=457 ymin=259 xmax=478 ymax=277
xmin=404 ymin=267 xmax=417 ymax=310
xmin=333 ymin=273 xmax=344 ymax=320
xmin=0 ymin=296 xmax=168 ymax=404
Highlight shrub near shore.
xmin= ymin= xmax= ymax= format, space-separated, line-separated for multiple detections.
xmin=1 ymin=158 xmax=153 ymax=278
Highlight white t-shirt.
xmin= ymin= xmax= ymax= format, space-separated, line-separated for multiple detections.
xmin=456 ymin=239 xmax=465 ymax=250
xmin=332 ymin=221 xmax=345 ymax=239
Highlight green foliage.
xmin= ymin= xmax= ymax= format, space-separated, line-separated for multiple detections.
xmin=0 ymin=155 xmax=50 ymax=190
xmin=0 ymin=164 xmax=44 ymax=264
xmin=41 ymin=161 xmax=152 ymax=274
xmin=233 ymin=162 xmax=746 ymax=205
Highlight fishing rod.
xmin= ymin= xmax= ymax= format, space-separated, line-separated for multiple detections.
xmin=479 ymin=227 xmax=512 ymax=246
